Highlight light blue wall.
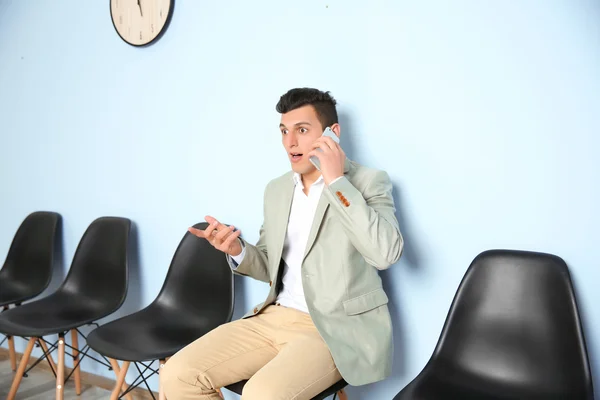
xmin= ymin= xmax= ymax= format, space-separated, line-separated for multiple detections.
xmin=1 ymin=0 xmax=599 ymax=398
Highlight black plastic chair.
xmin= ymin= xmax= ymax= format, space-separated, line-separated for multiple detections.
xmin=86 ymin=222 xmax=234 ymax=400
xmin=0 ymin=216 xmax=131 ymax=400
xmin=394 ymin=249 xmax=594 ymax=400
xmin=0 ymin=211 xmax=61 ymax=371
xmin=225 ymin=378 xmax=349 ymax=400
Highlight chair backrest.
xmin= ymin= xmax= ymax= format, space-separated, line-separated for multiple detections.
xmin=432 ymin=249 xmax=593 ymax=399
xmin=154 ymin=222 xmax=234 ymax=325
xmin=0 ymin=211 xmax=61 ymax=297
xmin=60 ymin=217 xmax=131 ymax=314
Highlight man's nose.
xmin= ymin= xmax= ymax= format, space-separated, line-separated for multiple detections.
xmin=284 ymin=132 xmax=298 ymax=148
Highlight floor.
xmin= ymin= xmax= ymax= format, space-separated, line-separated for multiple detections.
xmin=0 ymin=358 xmax=112 ymax=399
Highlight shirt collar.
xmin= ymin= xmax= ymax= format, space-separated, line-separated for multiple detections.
xmin=293 ymin=173 xmax=324 ymax=190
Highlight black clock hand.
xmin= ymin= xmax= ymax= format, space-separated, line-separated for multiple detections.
xmin=137 ymin=0 xmax=143 ymax=17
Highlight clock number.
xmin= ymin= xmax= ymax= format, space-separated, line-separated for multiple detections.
xmin=160 ymin=9 xmax=163 ymax=18
xmin=151 ymin=24 xmax=154 ymax=33
xmin=119 ymin=15 xmax=123 ymax=25
xmin=140 ymin=31 xmax=143 ymax=40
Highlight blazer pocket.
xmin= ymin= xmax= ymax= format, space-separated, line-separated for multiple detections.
xmin=343 ymin=288 xmax=389 ymax=316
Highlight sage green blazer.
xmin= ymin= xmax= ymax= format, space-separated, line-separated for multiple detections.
xmin=233 ymin=159 xmax=403 ymax=386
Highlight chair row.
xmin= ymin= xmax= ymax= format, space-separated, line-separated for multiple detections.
xmin=0 ymin=212 xmax=596 ymax=399
xmin=0 ymin=212 xmax=235 ymax=400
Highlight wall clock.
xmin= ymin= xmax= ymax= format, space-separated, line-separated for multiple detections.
xmin=110 ymin=0 xmax=174 ymax=47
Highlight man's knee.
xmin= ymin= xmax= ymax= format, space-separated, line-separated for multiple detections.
xmin=161 ymin=354 xmax=209 ymax=399
xmin=161 ymin=357 xmax=184 ymax=397
xmin=242 ymin=377 xmax=284 ymax=400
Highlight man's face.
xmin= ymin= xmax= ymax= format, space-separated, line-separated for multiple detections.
xmin=280 ymin=105 xmax=325 ymax=175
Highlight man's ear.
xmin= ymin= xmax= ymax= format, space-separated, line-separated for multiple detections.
xmin=330 ymin=123 xmax=341 ymax=138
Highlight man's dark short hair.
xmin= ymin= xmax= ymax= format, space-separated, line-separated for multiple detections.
xmin=276 ymin=88 xmax=338 ymax=128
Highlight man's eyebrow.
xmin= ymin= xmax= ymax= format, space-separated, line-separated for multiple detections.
xmin=279 ymin=122 xmax=312 ymax=128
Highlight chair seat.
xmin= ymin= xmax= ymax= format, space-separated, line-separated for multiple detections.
xmin=226 ymin=379 xmax=348 ymax=400
xmin=0 ymin=291 xmax=115 ymax=337
xmin=87 ymin=303 xmax=217 ymax=362
xmin=0 ymin=278 xmax=43 ymax=307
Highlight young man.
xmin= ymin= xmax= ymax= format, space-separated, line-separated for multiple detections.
xmin=162 ymin=88 xmax=403 ymax=400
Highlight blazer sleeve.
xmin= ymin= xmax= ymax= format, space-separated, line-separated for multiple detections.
xmin=228 ymin=184 xmax=271 ymax=283
xmin=324 ymin=170 xmax=404 ymax=270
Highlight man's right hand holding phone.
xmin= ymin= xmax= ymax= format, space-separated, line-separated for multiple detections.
xmin=188 ymin=215 xmax=243 ymax=257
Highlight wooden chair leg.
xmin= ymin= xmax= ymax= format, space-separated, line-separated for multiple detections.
xmin=109 ymin=359 xmax=132 ymax=400
xmin=7 ymin=335 xmax=17 ymax=371
xmin=108 ymin=359 xmax=134 ymax=400
xmin=338 ymin=388 xmax=349 ymax=400
xmin=2 ymin=306 xmax=17 ymax=371
xmin=159 ymin=359 xmax=167 ymax=400
xmin=7 ymin=337 xmax=36 ymax=400
xmin=71 ymin=330 xmax=82 ymax=395
xmin=38 ymin=338 xmax=58 ymax=373
xmin=56 ymin=333 xmax=65 ymax=400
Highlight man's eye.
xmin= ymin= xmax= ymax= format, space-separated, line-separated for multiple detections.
xmin=299 ymin=128 xmax=308 ymax=133
xmin=281 ymin=130 xmax=288 ymax=135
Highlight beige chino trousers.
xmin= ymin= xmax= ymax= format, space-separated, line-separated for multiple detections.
xmin=161 ymin=305 xmax=342 ymax=400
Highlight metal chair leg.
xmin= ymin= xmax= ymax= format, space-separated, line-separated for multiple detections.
xmin=38 ymin=338 xmax=58 ymax=373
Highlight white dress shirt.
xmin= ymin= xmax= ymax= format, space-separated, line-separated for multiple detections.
xmin=231 ymin=173 xmax=338 ymax=313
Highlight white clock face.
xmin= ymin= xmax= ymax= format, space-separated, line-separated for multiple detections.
xmin=110 ymin=0 xmax=173 ymax=46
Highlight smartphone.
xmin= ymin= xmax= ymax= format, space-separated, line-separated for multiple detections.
xmin=310 ymin=127 xmax=340 ymax=171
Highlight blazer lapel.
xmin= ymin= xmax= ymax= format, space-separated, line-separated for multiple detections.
xmin=303 ymin=193 xmax=330 ymax=260
xmin=271 ymin=176 xmax=294 ymax=267
xmin=303 ymin=159 xmax=352 ymax=259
